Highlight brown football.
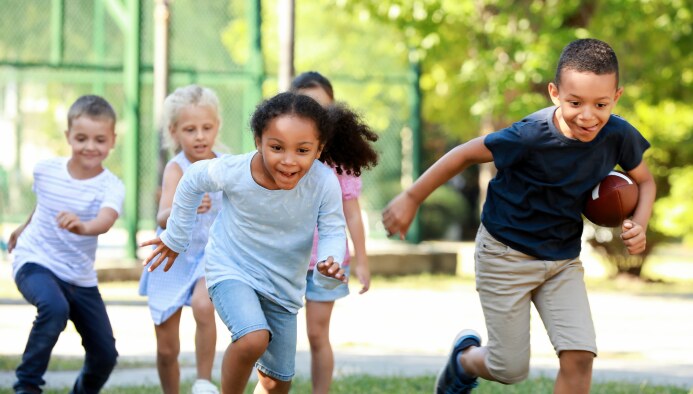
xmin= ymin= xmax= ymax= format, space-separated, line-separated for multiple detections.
xmin=583 ymin=171 xmax=639 ymax=227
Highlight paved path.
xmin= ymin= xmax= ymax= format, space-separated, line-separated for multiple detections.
xmin=1 ymin=282 xmax=692 ymax=390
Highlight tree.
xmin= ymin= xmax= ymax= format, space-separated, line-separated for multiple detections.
xmin=338 ymin=0 xmax=693 ymax=276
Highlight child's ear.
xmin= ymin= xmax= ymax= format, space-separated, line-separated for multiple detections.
xmin=613 ymin=87 xmax=624 ymax=103
xmin=316 ymin=144 xmax=324 ymax=159
xmin=548 ymin=82 xmax=560 ymax=106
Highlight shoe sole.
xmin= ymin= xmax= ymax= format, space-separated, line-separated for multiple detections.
xmin=434 ymin=329 xmax=481 ymax=394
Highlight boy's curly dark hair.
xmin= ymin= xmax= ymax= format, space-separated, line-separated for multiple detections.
xmin=250 ymin=92 xmax=378 ymax=177
xmin=555 ymin=38 xmax=619 ymax=87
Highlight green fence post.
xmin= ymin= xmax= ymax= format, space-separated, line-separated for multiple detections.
xmin=243 ymin=0 xmax=264 ymax=153
xmin=50 ymin=0 xmax=65 ymax=64
xmin=406 ymin=58 xmax=422 ymax=244
xmin=123 ymin=0 xmax=142 ymax=259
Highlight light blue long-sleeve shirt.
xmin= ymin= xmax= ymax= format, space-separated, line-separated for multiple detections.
xmin=160 ymin=152 xmax=346 ymax=313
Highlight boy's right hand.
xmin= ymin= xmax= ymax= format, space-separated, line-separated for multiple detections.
xmin=7 ymin=223 xmax=27 ymax=253
xmin=381 ymin=191 xmax=419 ymax=240
xmin=141 ymin=237 xmax=179 ymax=272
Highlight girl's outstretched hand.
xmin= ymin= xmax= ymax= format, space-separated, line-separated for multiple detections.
xmin=381 ymin=191 xmax=419 ymax=240
xmin=141 ymin=237 xmax=179 ymax=272
xmin=316 ymin=257 xmax=347 ymax=283
xmin=355 ymin=263 xmax=371 ymax=294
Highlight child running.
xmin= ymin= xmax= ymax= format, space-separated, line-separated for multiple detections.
xmin=141 ymin=91 xmax=379 ymax=394
xmin=290 ymin=71 xmax=377 ymax=394
xmin=138 ymin=85 xmax=223 ymax=394
xmin=382 ymin=38 xmax=656 ymax=394
xmin=8 ymin=95 xmax=123 ymax=394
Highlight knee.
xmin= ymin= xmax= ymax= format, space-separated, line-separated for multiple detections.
xmin=93 ymin=348 xmax=118 ymax=372
xmin=191 ymin=297 xmax=216 ymax=325
xmin=235 ymin=330 xmax=269 ymax=361
xmin=306 ymin=325 xmax=329 ymax=348
xmin=559 ymin=350 xmax=594 ymax=376
xmin=157 ymin=342 xmax=180 ymax=365
xmin=489 ymin=360 xmax=530 ymax=384
xmin=36 ymin=300 xmax=70 ymax=333
xmin=84 ymin=341 xmax=118 ymax=376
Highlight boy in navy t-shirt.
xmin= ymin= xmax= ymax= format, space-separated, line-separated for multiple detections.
xmin=382 ymin=38 xmax=656 ymax=394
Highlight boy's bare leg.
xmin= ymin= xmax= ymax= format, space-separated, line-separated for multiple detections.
xmin=154 ymin=309 xmax=183 ymax=394
xmin=554 ymin=350 xmax=593 ymax=394
xmin=191 ymin=278 xmax=217 ymax=380
xmin=221 ymin=330 xmax=269 ymax=394
xmin=460 ymin=346 xmax=497 ymax=381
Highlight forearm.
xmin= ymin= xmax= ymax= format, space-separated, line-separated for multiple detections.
xmin=81 ymin=208 xmax=119 ymax=236
xmin=156 ymin=207 xmax=171 ymax=229
xmin=344 ymin=200 xmax=367 ymax=269
xmin=632 ymin=177 xmax=656 ymax=229
xmin=407 ymin=137 xmax=490 ymax=204
xmin=161 ymin=162 xmax=216 ymax=252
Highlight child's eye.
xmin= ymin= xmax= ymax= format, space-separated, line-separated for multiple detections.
xmin=596 ymin=103 xmax=607 ymax=108
xmin=298 ymin=148 xmax=310 ymax=154
xmin=569 ymin=101 xmax=580 ymax=107
xmin=270 ymin=145 xmax=282 ymax=151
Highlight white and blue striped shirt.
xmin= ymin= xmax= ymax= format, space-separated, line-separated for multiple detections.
xmin=12 ymin=157 xmax=125 ymax=287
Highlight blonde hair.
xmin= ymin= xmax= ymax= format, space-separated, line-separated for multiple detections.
xmin=161 ymin=85 xmax=221 ymax=152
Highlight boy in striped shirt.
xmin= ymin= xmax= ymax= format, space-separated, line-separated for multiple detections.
xmin=8 ymin=95 xmax=124 ymax=394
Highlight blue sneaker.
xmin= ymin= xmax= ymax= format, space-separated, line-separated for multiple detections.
xmin=435 ymin=329 xmax=481 ymax=394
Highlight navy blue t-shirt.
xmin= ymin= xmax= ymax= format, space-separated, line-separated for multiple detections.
xmin=481 ymin=106 xmax=650 ymax=260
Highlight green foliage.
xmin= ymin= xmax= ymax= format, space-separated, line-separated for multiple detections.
xmin=340 ymin=0 xmax=693 ymax=270
xmin=419 ymin=184 xmax=471 ymax=240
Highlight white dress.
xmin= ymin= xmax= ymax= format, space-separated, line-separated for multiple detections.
xmin=138 ymin=152 xmax=222 ymax=324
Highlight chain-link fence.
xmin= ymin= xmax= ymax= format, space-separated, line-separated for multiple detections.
xmin=0 ymin=0 xmax=414 ymax=256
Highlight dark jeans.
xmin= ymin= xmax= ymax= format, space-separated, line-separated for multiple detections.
xmin=13 ymin=263 xmax=118 ymax=394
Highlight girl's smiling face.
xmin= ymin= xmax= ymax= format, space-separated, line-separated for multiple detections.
xmin=252 ymin=114 xmax=323 ymax=190
xmin=170 ymin=104 xmax=219 ymax=162
xmin=549 ymin=69 xmax=623 ymax=142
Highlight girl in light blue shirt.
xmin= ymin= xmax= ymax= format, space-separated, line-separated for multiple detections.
xmin=142 ymin=92 xmax=379 ymax=394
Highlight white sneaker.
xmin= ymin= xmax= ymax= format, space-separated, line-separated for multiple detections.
xmin=191 ymin=379 xmax=219 ymax=394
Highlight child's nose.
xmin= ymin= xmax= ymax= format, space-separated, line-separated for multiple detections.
xmin=282 ymin=152 xmax=298 ymax=164
xmin=580 ymin=107 xmax=595 ymax=119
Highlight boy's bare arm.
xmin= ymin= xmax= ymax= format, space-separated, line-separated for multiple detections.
xmin=57 ymin=207 xmax=119 ymax=236
xmin=382 ymin=137 xmax=493 ymax=238
xmin=621 ymin=162 xmax=656 ymax=254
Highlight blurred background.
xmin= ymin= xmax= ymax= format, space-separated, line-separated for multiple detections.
xmin=0 ymin=0 xmax=691 ymax=282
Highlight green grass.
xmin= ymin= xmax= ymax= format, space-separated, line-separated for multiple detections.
xmin=0 ymin=355 xmax=156 ymax=372
xmin=0 ymin=375 xmax=689 ymax=394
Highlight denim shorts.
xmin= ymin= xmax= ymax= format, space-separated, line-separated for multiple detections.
xmin=209 ymin=279 xmax=297 ymax=381
xmin=305 ymin=266 xmax=350 ymax=302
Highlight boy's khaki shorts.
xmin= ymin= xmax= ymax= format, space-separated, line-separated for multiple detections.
xmin=475 ymin=224 xmax=597 ymax=382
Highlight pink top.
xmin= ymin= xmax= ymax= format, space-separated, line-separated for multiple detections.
xmin=308 ymin=167 xmax=362 ymax=269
